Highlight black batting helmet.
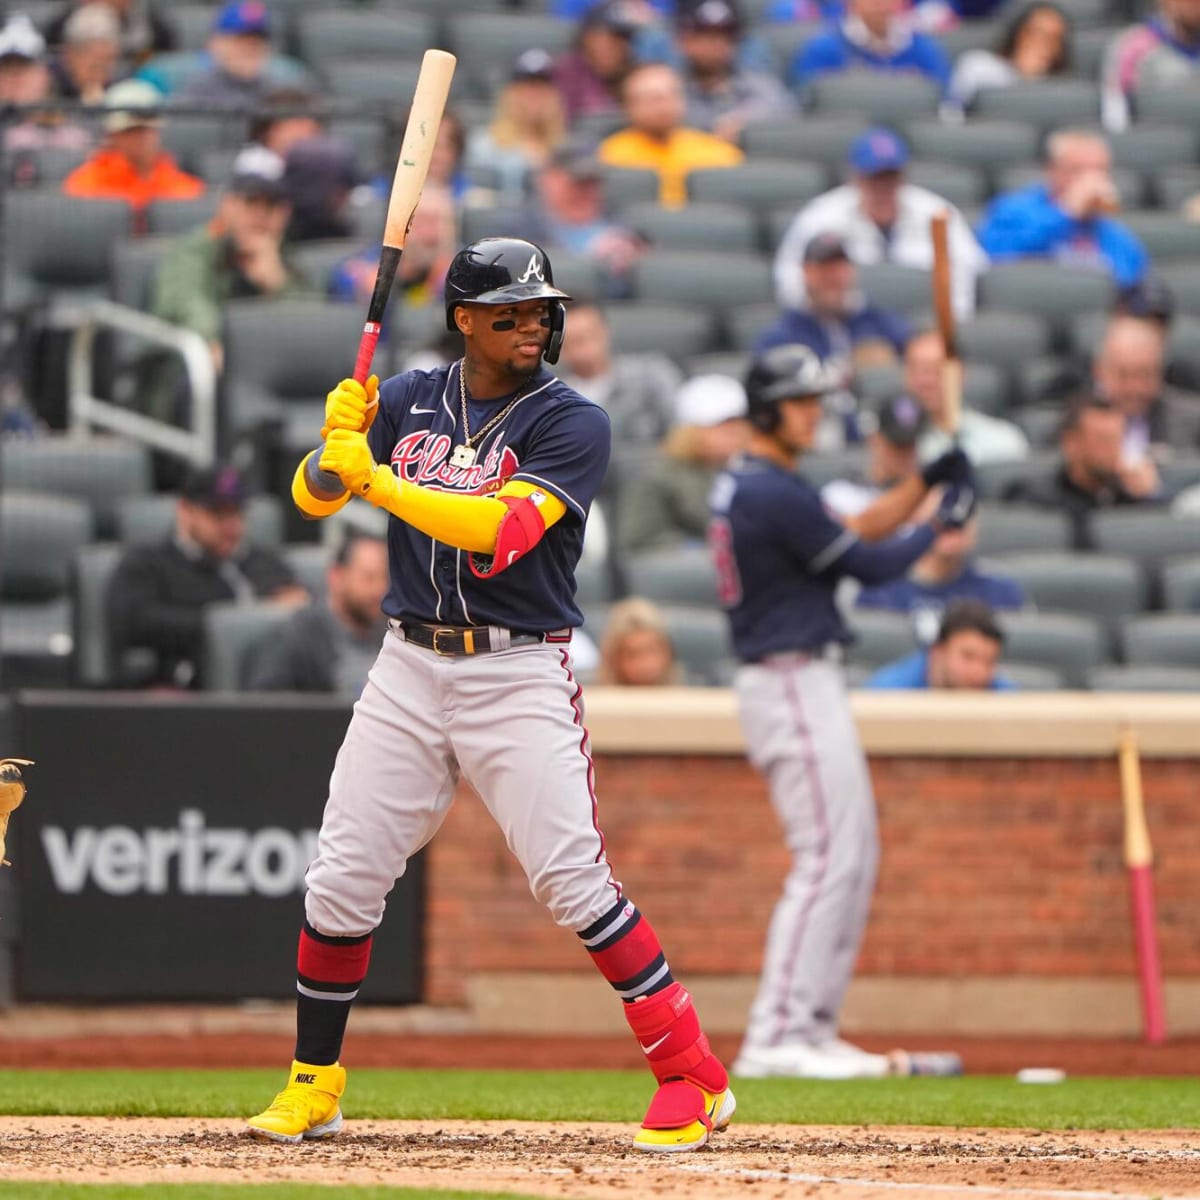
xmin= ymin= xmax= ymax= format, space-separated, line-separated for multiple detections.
xmin=744 ymin=344 xmax=837 ymax=432
xmin=444 ymin=237 xmax=572 ymax=363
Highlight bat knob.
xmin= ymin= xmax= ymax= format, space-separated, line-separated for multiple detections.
xmin=304 ymin=450 xmax=350 ymax=502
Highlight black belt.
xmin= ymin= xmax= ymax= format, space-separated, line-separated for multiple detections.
xmin=395 ymin=620 xmax=569 ymax=657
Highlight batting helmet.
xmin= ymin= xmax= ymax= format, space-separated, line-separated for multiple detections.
xmin=444 ymin=237 xmax=572 ymax=363
xmin=744 ymin=344 xmax=837 ymax=432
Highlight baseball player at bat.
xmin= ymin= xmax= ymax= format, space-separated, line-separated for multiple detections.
xmin=709 ymin=346 xmax=974 ymax=1079
xmin=247 ymin=238 xmax=734 ymax=1152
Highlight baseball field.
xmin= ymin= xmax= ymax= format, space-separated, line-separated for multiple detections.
xmin=0 ymin=1056 xmax=1197 ymax=1200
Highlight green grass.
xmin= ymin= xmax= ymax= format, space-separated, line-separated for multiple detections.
xmin=0 ymin=1189 xmax=538 ymax=1200
xmin=0 ymin=1069 xmax=1197 ymax=1129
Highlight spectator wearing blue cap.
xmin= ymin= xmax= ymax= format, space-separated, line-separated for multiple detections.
xmin=790 ymin=0 xmax=952 ymax=92
xmin=774 ymin=127 xmax=986 ymax=317
xmin=175 ymin=1 xmax=312 ymax=105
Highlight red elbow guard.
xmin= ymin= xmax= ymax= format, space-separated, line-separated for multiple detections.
xmin=469 ymin=492 xmax=549 ymax=578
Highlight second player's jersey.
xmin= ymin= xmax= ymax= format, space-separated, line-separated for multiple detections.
xmin=367 ymin=360 xmax=611 ymax=632
xmin=709 ymin=453 xmax=857 ymax=662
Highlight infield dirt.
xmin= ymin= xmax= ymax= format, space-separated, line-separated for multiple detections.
xmin=0 ymin=1117 xmax=1197 ymax=1200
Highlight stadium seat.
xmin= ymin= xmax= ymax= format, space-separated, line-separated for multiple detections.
xmin=1091 ymin=510 xmax=1200 ymax=570
xmin=957 ymin=310 xmax=1053 ymax=370
xmin=109 ymin=236 xmax=175 ymax=312
xmin=1068 ymin=26 xmax=1118 ymax=79
xmin=724 ymin=301 xmax=782 ymax=352
xmin=1133 ymin=83 xmax=1200 ymax=126
xmin=803 ymin=447 xmax=868 ymax=489
xmin=856 ymin=263 xmax=931 ymax=316
xmin=575 ymin=554 xmax=613 ymax=611
xmin=658 ymin=605 xmax=734 ymax=687
xmin=846 ymin=609 xmax=918 ymax=670
xmin=283 ymin=544 xmax=331 ymax=602
xmin=631 ymin=250 xmax=773 ymax=309
xmin=28 ymin=144 xmax=90 ymax=185
xmin=1163 ymin=556 xmax=1200 ymax=611
xmin=166 ymin=4 xmax=219 ymax=51
xmin=324 ymin=57 xmax=426 ymax=103
xmin=1010 ymin=355 xmax=1072 ymax=408
xmin=203 ymin=601 xmax=294 ymax=691
xmin=622 ymin=202 xmax=759 ymax=252
xmin=1106 ymin=124 xmax=1199 ymax=174
xmin=974 ymin=504 xmax=1072 ymax=555
xmin=71 ymin=543 xmax=122 ymax=688
xmin=543 ymin=253 xmax=605 ymax=302
xmin=997 ymin=611 xmax=1105 ymax=688
xmin=1011 ymin=405 xmax=1064 ymax=448
xmin=1003 ymin=662 xmax=1065 ymax=690
xmin=221 ymin=298 xmax=368 ymax=435
xmin=0 ymin=436 xmax=152 ymax=540
xmin=688 ymin=161 xmax=829 ymax=211
xmin=974 ymin=453 xmax=1058 ymax=501
xmin=601 ymin=166 xmax=661 ymax=210
xmin=905 ymin=160 xmax=988 ymax=208
xmin=144 ymin=194 xmax=221 ymax=237
xmin=160 ymin=115 xmax=245 ymax=175
xmin=810 ymin=71 xmax=941 ymax=124
xmin=762 ymin=19 xmax=821 ymax=75
xmin=602 ymin=302 xmax=718 ymax=359
xmin=1120 ymin=613 xmax=1200 ymax=667
xmin=625 ymin=546 xmax=719 ymax=608
xmin=970 ymin=80 xmax=1101 ymax=132
xmin=1053 ymin=0 xmax=1116 ymax=26
xmin=1156 ymin=260 xmax=1200 ymax=313
xmin=460 ymin=205 xmax=528 ymax=245
xmin=904 ymin=119 xmax=1039 ymax=182
xmin=296 ymin=10 xmax=438 ymax=70
xmin=1118 ymin=212 xmax=1200 ymax=260
xmin=1159 ymin=458 xmax=1200 ymax=500
xmin=328 ymin=115 xmax=391 ymax=178
xmin=938 ymin=18 xmax=1005 ymax=58
xmin=1087 ymin=663 xmax=1200 ymax=692
xmin=115 ymin=494 xmax=284 ymax=548
xmin=741 ymin=113 xmax=867 ymax=165
xmin=685 ymin=351 xmax=750 ymax=381
xmin=445 ymin=13 xmax=573 ymax=98
xmin=287 ymin=239 xmax=362 ymax=293
xmin=978 ymin=262 xmax=1114 ymax=346
xmin=4 ymin=192 xmax=132 ymax=305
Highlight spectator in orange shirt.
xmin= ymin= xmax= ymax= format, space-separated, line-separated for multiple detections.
xmin=62 ymin=79 xmax=204 ymax=222
xmin=597 ymin=62 xmax=742 ymax=207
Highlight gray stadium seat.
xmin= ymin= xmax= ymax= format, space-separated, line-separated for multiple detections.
xmin=1105 ymin=123 xmax=1199 ymax=175
xmin=906 ymin=160 xmax=988 ymax=208
xmin=287 ymin=238 xmax=362 ymax=293
xmin=856 ymin=263 xmax=931 ymax=316
xmin=846 ymin=610 xmax=919 ymax=669
xmin=4 ymin=192 xmax=132 ymax=304
xmin=0 ymin=436 xmax=152 ymax=540
xmin=978 ymin=262 xmax=1114 ymax=344
xmin=970 ymin=80 xmax=1101 ymax=132
xmin=575 ymin=555 xmax=612 ymax=611
xmin=296 ymin=9 xmax=437 ymax=69
xmin=1119 ymin=212 xmax=1200 ymax=260
xmin=328 ymin=116 xmax=390 ymax=178
xmin=115 ymin=494 xmax=284 ymax=548
xmin=324 ymin=57 xmax=425 ymax=103
xmin=165 ymin=4 xmax=218 ymax=51
xmin=1087 ymin=664 xmax=1200 ymax=692
xmin=957 ymin=310 xmax=1053 ymax=369
xmin=1054 ymin=0 xmax=1117 ymax=25
xmin=631 ymin=251 xmax=773 ymax=309
xmin=221 ymin=298 xmax=368 ymax=435
xmin=658 ymin=605 xmax=734 ymax=687
xmin=997 ymin=611 xmax=1105 ymax=688
xmin=446 ymin=13 xmax=573 ymax=97
xmin=1163 ymin=556 xmax=1200 ymax=612
xmin=810 ymin=71 xmax=941 ymax=123
xmin=110 ymin=235 xmax=175 ymax=311
xmin=1003 ymin=662 xmax=1065 ymax=689
xmin=1156 ymin=260 xmax=1200 ymax=313
xmin=1011 ymin=355 xmax=1071 ymax=408
xmin=1012 ymin=405 xmax=1065 ymax=448
xmin=544 ymin=253 xmax=605 ymax=303
xmin=688 ymin=161 xmax=829 ymax=211
xmin=1091 ymin=510 xmax=1200 ymax=569
xmin=1153 ymin=166 xmax=1200 ymax=212
xmin=622 ymin=202 xmax=759 ymax=252
xmin=987 ymin=551 xmax=1146 ymax=626
xmin=975 ymin=504 xmax=1072 ymax=555
xmin=71 ymin=543 xmax=122 ymax=688
xmin=601 ymin=166 xmax=661 ymax=210
xmin=602 ymin=302 xmax=717 ymax=359
xmin=203 ymin=601 xmax=295 ymax=691
xmin=741 ymin=113 xmax=867 ymax=165
xmin=144 ymin=194 xmax=221 ymax=236
xmin=975 ymin=453 xmax=1058 ymax=501
xmin=283 ymin=544 xmax=332 ymax=602
xmin=625 ymin=547 xmax=719 ymax=608
xmin=29 ymin=144 xmax=90 ymax=184
xmin=1133 ymin=83 xmax=1200 ymax=126
xmin=1161 ymin=458 xmax=1200 ymax=500
xmin=804 ymin=447 xmax=867 ymax=489
xmin=160 ymin=115 xmax=246 ymax=175
xmin=460 ymin=205 xmax=528 ymax=246
xmin=685 ymin=350 xmax=750 ymax=381
xmin=938 ymin=18 xmax=1005 ymax=58
xmin=1120 ymin=613 xmax=1200 ymax=667
xmin=904 ymin=119 xmax=1039 ymax=180
xmin=724 ymin=301 xmax=782 ymax=352
xmin=1069 ymin=26 xmax=1118 ymax=79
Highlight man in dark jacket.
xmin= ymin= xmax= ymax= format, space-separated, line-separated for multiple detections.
xmin=107 ymin=465 xmax=306 ymax=688
xmin=244 ymin=533 xmax=388 ymax=696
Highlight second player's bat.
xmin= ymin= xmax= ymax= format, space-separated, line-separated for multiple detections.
xmin=930 ymin=211 xmax=962 ymax=440
xmin=306 ymin=47 xmax=457 ymax=500
xmin=1119 ymin=728 xmax=1166 ymax=1045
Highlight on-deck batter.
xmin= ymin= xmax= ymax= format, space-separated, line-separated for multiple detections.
xmin=710 ymin=345 xmax=974 ymax=1080
xmin=247 ymin=237 xmax=733 ymax=1152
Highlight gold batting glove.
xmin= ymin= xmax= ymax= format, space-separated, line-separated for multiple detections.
xmin=318 ymin=428 xmax=400 ymax=511
xmin=321 ymin=374 xmax=379 ymax=440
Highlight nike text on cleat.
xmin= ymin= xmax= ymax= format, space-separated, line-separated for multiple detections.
xmin=246 ymin=1059 xmax=346 ymax=1144
xmin=632 ymin=1083 xmax=735 ymax=1153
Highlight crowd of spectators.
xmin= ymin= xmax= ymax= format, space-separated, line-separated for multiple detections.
xmin=2 ymin=0 xmax=1200 ymax=695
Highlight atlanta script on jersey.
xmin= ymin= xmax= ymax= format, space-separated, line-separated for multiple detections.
xmin=367 ymin=361 xmax=611 ymax=632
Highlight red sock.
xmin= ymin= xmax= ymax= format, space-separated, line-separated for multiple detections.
xmin=624 ymin=981 xmax=728 ymax=1094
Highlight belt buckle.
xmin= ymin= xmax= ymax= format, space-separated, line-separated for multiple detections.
xmin=431 ymin=628 xmax=456 ymax=656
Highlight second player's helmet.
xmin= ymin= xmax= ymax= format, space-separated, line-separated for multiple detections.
xmin=744 ymin=344 xmax=838 ymax=432
xmin=444 ymin=237 xmax=572 ymax=363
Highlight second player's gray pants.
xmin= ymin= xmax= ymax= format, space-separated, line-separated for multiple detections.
xmin=735 ymin=654 xmax=879 ymax=1049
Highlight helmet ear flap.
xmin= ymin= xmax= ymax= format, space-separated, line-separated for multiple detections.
xmin=544 ymin=302 xmax=566 ymax=364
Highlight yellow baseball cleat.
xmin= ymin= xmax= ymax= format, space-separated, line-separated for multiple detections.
xmin=246 ymin=1060 xmax=346 ymax=1144
xmin=632 ymin=1082 xmax=736 ymax=1153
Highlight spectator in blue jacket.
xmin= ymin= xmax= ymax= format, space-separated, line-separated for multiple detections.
xmin=865 ymin=599 xmax=1016 ymax=690
xmin=790 ymin=0 xmax=952 ymax=92
xmin=976 ymin=129 xmax=1149 ymax=290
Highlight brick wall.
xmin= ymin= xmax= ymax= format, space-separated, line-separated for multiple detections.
xmin=424 ymin=754 xmax=1200 ymax=1005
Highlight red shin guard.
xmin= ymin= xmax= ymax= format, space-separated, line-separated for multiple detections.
xmin=624 ymin=981 xmax=728 ymax=1095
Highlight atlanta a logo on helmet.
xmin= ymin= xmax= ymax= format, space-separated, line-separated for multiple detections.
xmin=517 ymin=253 xmax=545 ymax=283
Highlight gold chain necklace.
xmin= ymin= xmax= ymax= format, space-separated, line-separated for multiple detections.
xmin=450 ymin=359 xmax=528 ymax=468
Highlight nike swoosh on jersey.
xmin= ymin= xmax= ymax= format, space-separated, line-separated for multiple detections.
xmin=410 ymin=403 xmax=437 ymax=415
xmin=640 ymin=1033 xmax=671 ymax=1055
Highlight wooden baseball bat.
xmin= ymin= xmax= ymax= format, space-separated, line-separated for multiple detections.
xmin=1118 ymin=727 xmax=1166 ymax=1045
xmin=306 ymin=48 xmax=457 ymax=500
xmin=930 ymin=211 xmax=962 ymax=441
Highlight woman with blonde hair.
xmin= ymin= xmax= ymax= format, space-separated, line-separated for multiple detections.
xmin=598 ymin=598 xmax=682 ymax=686
xmin=465 ymin=48 xmax=567 ymax=203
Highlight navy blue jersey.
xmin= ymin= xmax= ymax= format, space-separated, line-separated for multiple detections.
xmin=710 ymin=453 xmax=936 ymax=662
xmin=366 ymin=360 xmax=610 ymax=631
